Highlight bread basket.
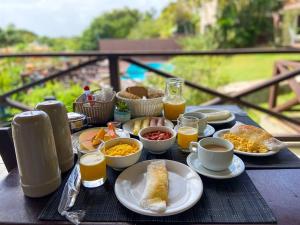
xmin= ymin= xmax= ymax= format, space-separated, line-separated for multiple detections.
xmin=116 ymin=91 xmax=163 ymax=118
xmin=73 ymin=91 xmax=116 ymax=125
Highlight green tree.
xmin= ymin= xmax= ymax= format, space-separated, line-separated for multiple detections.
xmin=128 ymin=11 xmax=160 ymax=39
xmin=156 ymin=0 xmax=201 ymax=37
xmin=80 ymin=8 xmax=141 ymax=50
xmin=216 ymin=0 xmax=282 ymax=47
xmin=0 ymin=24 xmax=37 ymax=47
xmin=37 ymin=36 xmax=80 ymax=51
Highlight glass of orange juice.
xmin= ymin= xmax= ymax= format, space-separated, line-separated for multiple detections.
xmin=79 ymin=151 xmax=106 ymax=188
xmin=177 ymin=116 xmax=199 ymax=151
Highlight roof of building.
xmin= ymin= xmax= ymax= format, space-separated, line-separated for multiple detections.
xmin=98 ymin=38 xmax=181 ymax=52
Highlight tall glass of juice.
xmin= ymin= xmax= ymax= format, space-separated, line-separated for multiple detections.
xmin=177 ymin=116 xmax=199 ymax=151
xmin=79 ymin=151 xmax=106 ymax=188
xmin=163 ymin=78 xmax=186 ymax=120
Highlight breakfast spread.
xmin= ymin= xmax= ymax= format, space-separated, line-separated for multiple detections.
xmin=140 ymin=160 xmax=168 ymax=212
xmin=223 ymin=122 xmax=285 ymax=153
xmin=132 ymin=117 xmax=166 ymax=135
xmin=142 ymin=130 xmax=172 ymax=140
xmin=79 ymin=123 xmax=119 ymax=151
xmin=103 ymin=143 xmax=139 ymax=156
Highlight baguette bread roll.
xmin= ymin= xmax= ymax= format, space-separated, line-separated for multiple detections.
xmin=118 ymin=90 xmax=141 ymax=99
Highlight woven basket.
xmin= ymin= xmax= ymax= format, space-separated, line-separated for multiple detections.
xmin=73 ymin=91 xmax=116 ymax=125
xmin=116 ymin=92 xmax=163 ymax=118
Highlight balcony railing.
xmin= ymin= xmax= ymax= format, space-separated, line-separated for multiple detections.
xmin=1 ymin=48 xmax=300 ymax=141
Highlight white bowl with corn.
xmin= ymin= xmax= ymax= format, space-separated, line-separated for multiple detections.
xmin=99 ymin=137 xmax=143 ymax=170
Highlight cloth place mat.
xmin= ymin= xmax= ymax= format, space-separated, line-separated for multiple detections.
xmin=39 ymin=148 xmax=276 ymax=224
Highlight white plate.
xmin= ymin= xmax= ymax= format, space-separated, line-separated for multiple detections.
xmin=213 ymin=129 xmax=281 ymax=156
xmin=194 ymin=108 xmax=235 ymax=125
xmin=122 ymin=117 xmax=174 ymax=136
xmin=71 ymin=127 xmax=130 ymax=153
xmin=187 ymin=153 xmax=245 ymax=179
xmin=174 ymin=124 xmax=215 ymax=138
xmin=114 ymin=160 xmax=203 ymax=216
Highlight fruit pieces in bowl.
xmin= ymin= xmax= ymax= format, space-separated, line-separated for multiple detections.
xmin=138 ymin=126 xmax=176 ymax=154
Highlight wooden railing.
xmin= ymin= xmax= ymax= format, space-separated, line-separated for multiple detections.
xmin=1 ymin=48 xmax=300 ymax=140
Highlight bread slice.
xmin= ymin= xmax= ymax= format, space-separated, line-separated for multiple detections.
xmin=126 ymin=86 xmax=148 ymax=98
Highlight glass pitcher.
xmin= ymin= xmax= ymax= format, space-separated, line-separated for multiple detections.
xmin=163 ymin=78 xmax=186 ymax=120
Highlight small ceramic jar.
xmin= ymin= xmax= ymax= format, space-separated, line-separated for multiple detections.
xmin=114 ymin=108 xmax=131 ymax=123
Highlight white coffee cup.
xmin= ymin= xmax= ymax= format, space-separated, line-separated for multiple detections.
xmin=182 ymin=112 xmax=207 ymax=133
xmin=189 ymin=137 xmax=234 ymax=171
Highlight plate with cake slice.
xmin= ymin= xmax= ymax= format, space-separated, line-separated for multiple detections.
xmin=114 ymin=160 xmax=203 ymax=216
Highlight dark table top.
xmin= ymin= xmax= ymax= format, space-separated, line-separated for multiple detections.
xmin=1 ymin=168 xmax=300 ymax=225
xmin=1 ymin=105 xmax=299 ymax=225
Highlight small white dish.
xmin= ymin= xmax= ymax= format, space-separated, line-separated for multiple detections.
xmin=122 ymin=117 xmax=174 ymax=136
xmin=100 ymin=137 xmax=143 ymax=170
xmin=187 ymin=153 xmax=245 ymax=179
xmin=174 ymin=124 xmax=215 ymax=138
xmin=138 ymin=126 xmax=177 ymax=154
xmin=194 ymin=109 xmax=235 ymax=125
xmin=213 ymin=129 xmax=281 ymax=157
xmin=114 ymin=159 xmax=203 ymax=216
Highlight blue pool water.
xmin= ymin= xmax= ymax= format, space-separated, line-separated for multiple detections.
xmin=122 ymin=62 xmax=173 ymax=81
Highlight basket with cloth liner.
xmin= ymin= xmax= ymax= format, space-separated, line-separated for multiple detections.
xmin=116 ymin=86 xmax=164 ymax=118
xmin=73 ymin=90 xmax=116 ymax=125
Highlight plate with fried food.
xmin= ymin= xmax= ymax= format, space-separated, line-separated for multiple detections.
xmin=122 ymin=117 xmax=174 ymax=136
xmin=72 ymin=123 xmax=130 ymax=153
xmin=114 ymin=160 xmax=203 ymax=216
xmin=213 ymin=122 xmax=286 ymax=156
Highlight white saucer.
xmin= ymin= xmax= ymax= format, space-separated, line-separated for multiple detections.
xmin=114 ymin=160 xmax=203 ymax=216
xmin=199 ymin=124 xmax=215 ymax=138
xmin=186 ymin=153 xmax=245 ymax=179
xmin=174 ymin=124 xmax=215 ymax=138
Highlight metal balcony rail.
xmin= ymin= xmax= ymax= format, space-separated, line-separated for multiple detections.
xmin=0 ymin=48 xmax=300 ymax=141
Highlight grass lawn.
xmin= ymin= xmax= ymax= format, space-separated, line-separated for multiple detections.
xmin=219 ymin=54 xmax=300 ymax=82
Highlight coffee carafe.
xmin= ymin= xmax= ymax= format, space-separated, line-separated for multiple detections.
xmin=36 ymin=100 xmax=74 ymax=172
xmin=12 ymin=111 xmax=61 ymax=198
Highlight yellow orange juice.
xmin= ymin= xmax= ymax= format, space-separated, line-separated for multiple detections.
xmin=177 ymin=126 xmax=198 ymax=149
xmin=163 ymin=101 xmax=186 ymax=120
xmin=79 ymin=152 xmax=106 ymax=187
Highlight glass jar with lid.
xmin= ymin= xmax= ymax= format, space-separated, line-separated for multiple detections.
xmin=163 ymin=78 xmax=186 ymax=120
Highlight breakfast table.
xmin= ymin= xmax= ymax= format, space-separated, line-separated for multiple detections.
xmin=0 ymin=105 xmax=300 ymax=225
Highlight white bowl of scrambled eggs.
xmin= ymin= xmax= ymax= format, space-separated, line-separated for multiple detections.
xmin=100 ymin=138 xmax=143 ymax=170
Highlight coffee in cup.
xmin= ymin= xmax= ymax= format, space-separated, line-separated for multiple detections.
xmin=190 ymin=137 xmax=234 ymax=171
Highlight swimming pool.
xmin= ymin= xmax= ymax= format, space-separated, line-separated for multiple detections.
xmin=122 ymin=62 xmax=173 ymax=81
